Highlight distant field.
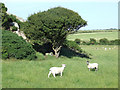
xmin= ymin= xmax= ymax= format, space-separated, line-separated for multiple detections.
xmin=67 ymin=31 xmax=118 ymax=41
xmin=2 ymin=45 xmax=118 ymax=88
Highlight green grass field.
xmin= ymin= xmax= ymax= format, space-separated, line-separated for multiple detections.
xmin=2 ymin=45 xmax=118 ymax=88
xmin=67 ymin=31 xmax=118 ymax=41
xmin=0 ymin=61 xmax=1 ymax=90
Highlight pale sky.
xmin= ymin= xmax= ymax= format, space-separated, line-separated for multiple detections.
xmin=1 ymin=0 xmax=119 ymax=30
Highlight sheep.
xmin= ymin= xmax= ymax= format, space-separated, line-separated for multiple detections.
xmin=48 ymin=64 xmax=66 ymax=78
xmin=45 ymin=52 xmax=53 ymax=56
xmin=86 ymin=61 xmax=98 ymax=71
xmin=109 ymin=48 xmax=111 ymax=50
xmin=105 ymin=48 xmax=107 ymax=51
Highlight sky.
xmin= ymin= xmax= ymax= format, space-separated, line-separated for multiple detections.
xmin=1 ymin=0 xmax=119 ymax=30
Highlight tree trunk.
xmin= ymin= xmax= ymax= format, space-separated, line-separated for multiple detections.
xmin=52 ymin=46 xmax=62 ymax=58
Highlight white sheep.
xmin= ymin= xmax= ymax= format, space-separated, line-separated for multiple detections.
xmin=105 ymin=48 xmax=107 ymax=51
xmin=86 ymin=61 xmax=98 ymax=71
xmin=48 ymin=64 xmax=66 ymax=78
xmin=109 ymin=48 xmax=111 ymax=50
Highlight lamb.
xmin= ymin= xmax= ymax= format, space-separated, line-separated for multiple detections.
xmin=48 ymin=64 xmax=66 ymax=78
xmin=86 ymin=61 xmax=98 ymax=71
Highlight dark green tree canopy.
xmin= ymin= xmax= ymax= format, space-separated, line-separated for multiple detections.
xmin=0 ymin=3 xmax=22 ymax=30
xmin=0 ymin=3 xmax=9 ymax=29
xmin=22 ymin=7 xmax=87 ymax=57
xmin=0 ymin=3 xmax=7 ymax=13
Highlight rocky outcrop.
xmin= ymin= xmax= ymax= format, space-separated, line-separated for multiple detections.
xmin=13 ymin=30 xmax=27 ymax=40
xmin=7 ymin=12 xmax=27 ymax=41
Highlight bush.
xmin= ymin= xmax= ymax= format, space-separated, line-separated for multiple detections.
xmin=82 ymin=41 xmax=87 ymax=45
xmin=36 ymin=52 xmax=45 ymax=60
xmin=2 ymin=30 xmax=37 ymax=60
xmin=110 ymin=39 xmax=120 ymax=45
xmin=11 ymin=26 xmax=18 ymax=31
xmin=81 ymin=41 xmax=90 ymax=45
xmin=74 ymin=39 xmax=81 ymax=44
xmin=99 ymin=38 xmax=109 ymax=45
xmin=89 ymin=38 xmax=97 ymax=45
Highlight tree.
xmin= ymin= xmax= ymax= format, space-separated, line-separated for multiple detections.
xmin=0 ymin=3 xmax=9 ymax=29
xmin=22 ymin=7 xmax=87 ymax=58
xmin=99 ymin=38 xmax=109 ymax=45
xmin=0 ymin=3 xmax=22 ymax=30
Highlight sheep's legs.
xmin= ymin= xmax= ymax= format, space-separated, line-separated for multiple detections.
xmin=95 ymin=68 xmax=98 ymax=72
xmin=48 ymin=71 xmax=51 ymax=78
xmin=95 ymin=67 xmax=98 ymax=72
xmin=89 ymin=68 xmax=90 ymax=71
xmin=60 ymin=72 xmax=62 ymax=77
xmin=52 ymin=73 xmax=56 ymax=78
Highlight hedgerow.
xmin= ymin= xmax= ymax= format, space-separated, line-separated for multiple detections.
xmin=74 ymin=38 xmax=120 ymax=45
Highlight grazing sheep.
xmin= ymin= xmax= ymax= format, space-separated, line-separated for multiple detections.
xmin=109 ymin=48 xmax=111 ymax=50
xmin=105 ymin=48 xmax=107 ymax=51
xmin=48 ymin=64 xmax=66 ymax=78
xmin=86 ymin=61 xmax=98 ymax=71
xmin=45 ymin=52 xmax=53 ymax=56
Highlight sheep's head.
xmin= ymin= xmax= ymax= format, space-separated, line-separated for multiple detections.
xmin=62 ymin=64 xmax=66 ymax=68
xmin=86 ymin=61 xmax=89 ymax=65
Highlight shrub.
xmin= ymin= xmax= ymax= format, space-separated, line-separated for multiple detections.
xmin=82 ymin=41 xmax=87 ymax=45
xmin=116 ymin=39 xmax=120 ymax=45
xmin=81 ymin=41 xmax=90 ymax=45
xmin=11 ymin=26 xmax=18 ymax=31
xmin=99 ymin=38 xmax=109 ymax=45
xmin=2 ymin=30 xmax=37 ymax=60
xmin=74 ymin=39 xmax=81 ymax=44
xmin=89 ymin=38 xmax=97 ymax=45
xmin=36 ymin=52 xmax=45 ymax=60
xmin=110 ymin=39 xmax=120 ymax=45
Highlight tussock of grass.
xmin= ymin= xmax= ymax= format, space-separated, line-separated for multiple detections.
xmin=2 ymin=45 xmax=118 ymax=88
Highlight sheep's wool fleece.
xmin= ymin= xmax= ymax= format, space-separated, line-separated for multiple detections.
xmin=88 ymin=63 xmax=98 ymax=68
xmin=50 ymin=67 xmax=64 ymax=74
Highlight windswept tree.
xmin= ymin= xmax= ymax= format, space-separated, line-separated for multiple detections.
xmin=22 ymin=7 xmax=87 ymax=57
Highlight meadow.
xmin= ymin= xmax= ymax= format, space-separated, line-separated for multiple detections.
xmin=67 ymin=31 xmax=118 ymax=41
xmin=2 ymin=45 xmax=118 ymax=88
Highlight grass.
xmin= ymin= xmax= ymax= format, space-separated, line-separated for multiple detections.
xmin=2 ymin=45 xmax=118 ymax=88
xmin=67 ymin=31 xmax=118 ymax=41
xmin=0 ymin=60 xmax=2 ymax=89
